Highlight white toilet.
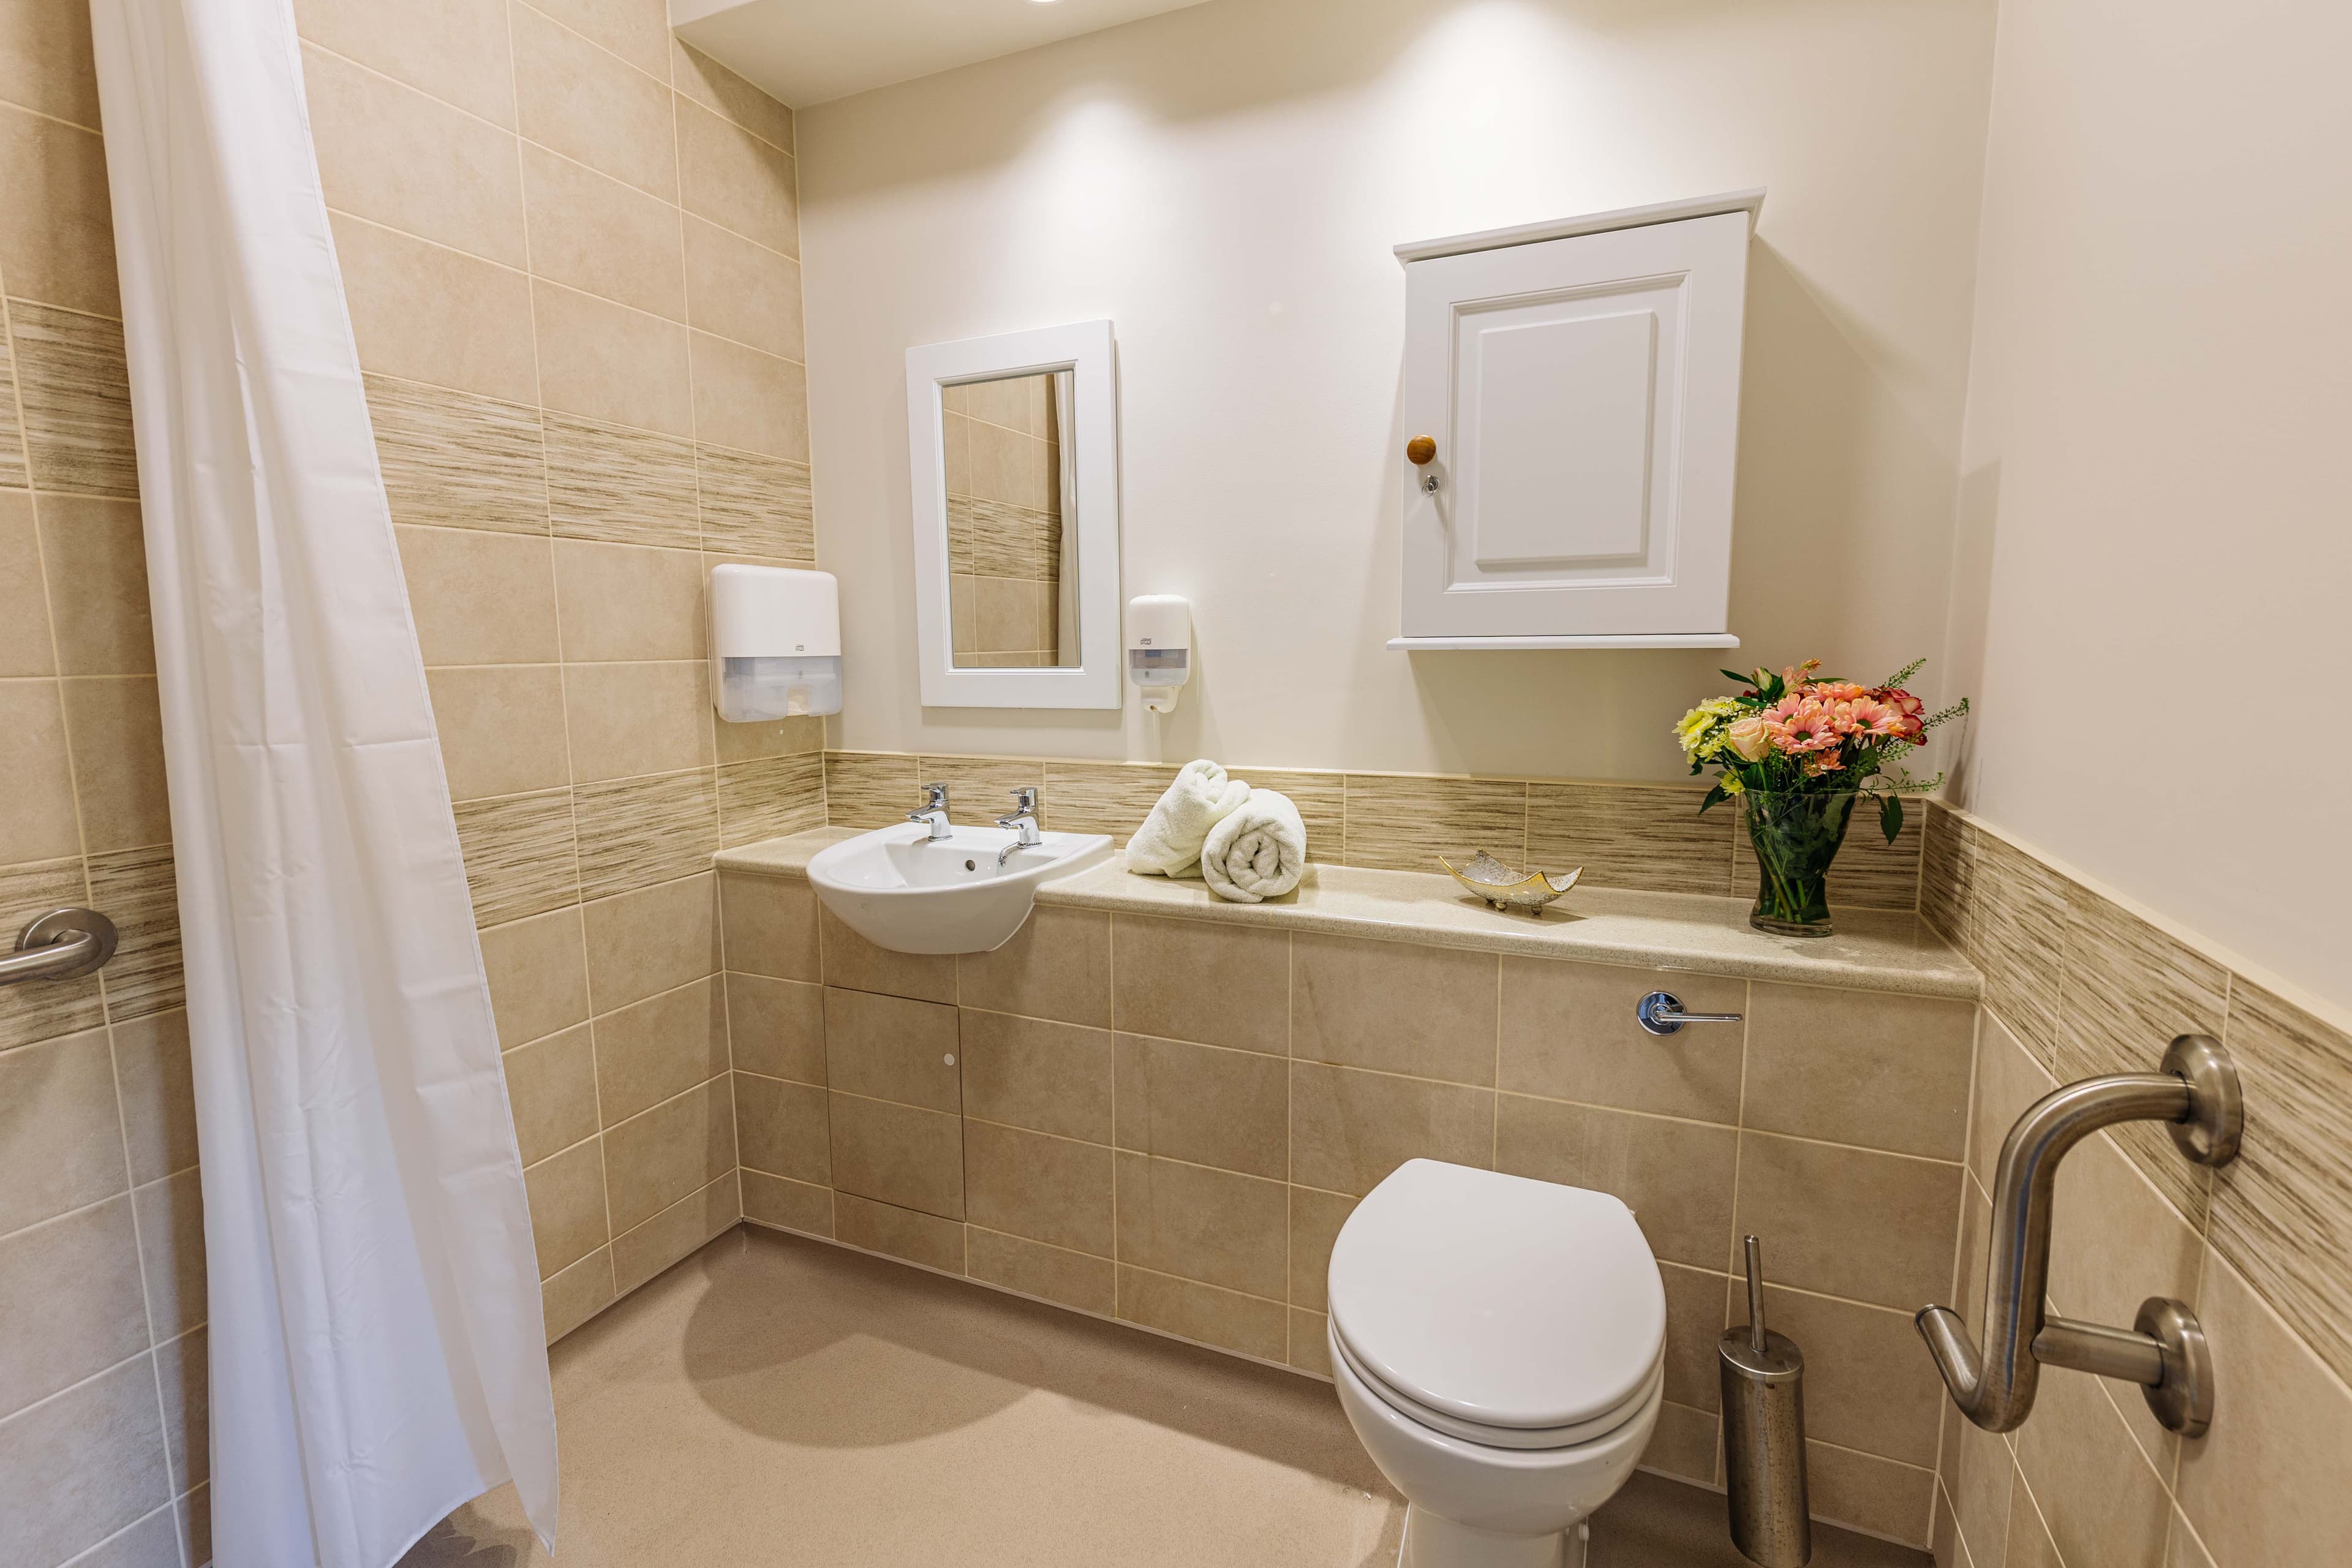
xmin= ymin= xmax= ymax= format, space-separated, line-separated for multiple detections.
xmin=1327 ymin=1159 xmax=1667 ymax=1568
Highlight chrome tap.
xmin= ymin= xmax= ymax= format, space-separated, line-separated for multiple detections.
xmin=994 ymin=788 xmax=1042 ymax=872
xmin=907 ymin=782 xmax=952 ymax=841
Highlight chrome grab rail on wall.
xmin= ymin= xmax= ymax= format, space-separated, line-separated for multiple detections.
xmin=1916 ymin=1034 xmax=2241 ymax=1438
xmin=0 ymin=908 xmax=118 ymax=986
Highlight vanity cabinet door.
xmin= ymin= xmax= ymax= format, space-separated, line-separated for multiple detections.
xmin=1399 ymin=208 xmax=1751 ymax=643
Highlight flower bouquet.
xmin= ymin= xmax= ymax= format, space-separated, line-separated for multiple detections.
xmin=1676 ymin=658 xmax=1966 ymax=937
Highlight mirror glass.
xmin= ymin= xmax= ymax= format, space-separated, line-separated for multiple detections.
xmin=943 ymin=369 xmax=1077 ymax=669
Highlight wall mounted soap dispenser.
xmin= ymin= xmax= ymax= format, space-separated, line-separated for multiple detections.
xmin=1126 ymin=594 xmax=1191 ymax=714
xmin=709 ymin=564 xmax=842 ymax=720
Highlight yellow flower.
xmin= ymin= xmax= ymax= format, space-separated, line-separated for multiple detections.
xmin=1719 ymin=773 xmax=1746 ymax=796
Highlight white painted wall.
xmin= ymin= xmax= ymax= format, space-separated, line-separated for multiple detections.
xmin=797 ymin=0 xmax=1999 ymax=782
xmin=1943 ymin=0 xmax=2352 ymax=1010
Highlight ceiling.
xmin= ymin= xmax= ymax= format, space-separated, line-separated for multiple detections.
xmin=669 ymin=0 xmax=1216 ymax=108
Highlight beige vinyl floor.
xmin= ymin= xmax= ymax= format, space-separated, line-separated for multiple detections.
xmin=399 ymin=1227 xmax=1926 ymax=1568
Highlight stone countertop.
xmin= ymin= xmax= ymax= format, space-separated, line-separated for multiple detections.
xmin=715 ymin=828 xmax=1981 ymax=1000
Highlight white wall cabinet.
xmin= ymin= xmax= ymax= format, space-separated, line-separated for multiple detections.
xmin=1391 ymin=192 xmax=1760 ymax=649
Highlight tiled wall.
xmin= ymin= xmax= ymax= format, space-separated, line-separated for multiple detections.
xmin=715 ymin=865 xmax=1978 ymax=1547
xmin=286 ymin=0 xmax=827 ymax=1349
xmin=820 ymin=749 xmax=1929 ymax=907
xmin=1920 ymin=804 xmax=2352 ymax=1568
xmin=1 ymin=3 xmax=206 ymax=1564
xmin=943 ymin=374 xmax=1062 ymax=668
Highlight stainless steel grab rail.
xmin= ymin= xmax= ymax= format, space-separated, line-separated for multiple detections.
xmin=1916 ymin=1034 xmax=2240 ymax=1437
xmin=0 ymin=908 xmax=118 ymax=985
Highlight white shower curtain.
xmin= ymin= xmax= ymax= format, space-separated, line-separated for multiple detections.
xmin=87 ymin=2 xmax=559 ymax=1564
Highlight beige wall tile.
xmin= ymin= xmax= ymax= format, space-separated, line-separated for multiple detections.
xmin=1732 ymin=1132 xmax=1962 ymax=1309
xmin=1343 ymin=774 xmax=1526 ymax=872
xmin=734 ymin=1071 xmax=828 ymax=1184
xmin=521 ymin=142 xmax=686 ymax=320
xmin=479 ymin=905 xmax=589 ymax=1049
xmin=1494 ymin=1095 xmax=1735 ymax=1270
xmin=330 ymin=212 xmax=538 ymax=404
xmin=1657 ymin=1261 xmax=1727 ymax=1411
xmin=1969 ymin=1009 xmax=2054 ymax=1193
xmin=130 ymin=1168 xmax=203 ymax=1340
xmin=0 ymin=0 xmax=104 ymax=129
xmin=689 ymin=331 xmax=809 ymax=462
xmin=683 ymin=214 xmax=802 ymax=360
xmin=592 ymin=976 xmax=728 ymax=1125
xmin=10 ymin=300 xmax=137 ymax=497
xmin=824 ymin=750 xmax=922 ymax=829
xmin=675 ymin=97 xmax=796 ymax=254
xmin=398 ymin=524 xmax=560 ymax=665
xmin=2207 ymin=979 xmax=2352 ymax=1389
xmin=959 ymin=1009 xmax=1111 ymax=1144
xmin=1115 ymin=1151 xmax=1285 ymax=1298
xmin=1972 ymin=834 xmax=2069 ymax=1065
xmin=725 ymin=973 xmax=823 ymax=1085
xmin=1525 ymin=782 xmax=1733 ymax=896
xmin=911 ymin=755 xmax=1040 ymax=827
xmin=1920 ymin=804 xmax=1975 ymax=946
xmin=582 ymin=870 xmax=720 ymax=1013
xmin=715 ymin=752 xmax=825 ymax=848
xmin=0 ymin=1195 xmax=148 ymax=1418
xmin=1291 ymin=933 xmax=1498 ymax=1085
xmin=1498 ymin=960 xmax=1746 ymax=1124
xmin=741 ymin=1169 xmax=831 ymax=1237
xmin=0 ymin=677 xmax=78 ymax=863
xmin=824 ymin=987 xmax=960 ymax=1113
xmin=364 ymin=374 xmax=548 ymax=537
xmin=818 ymin=905 xmax=955 ymax=1003
xmin=1113 ymin=1031 xmax=1287 ymax=1180
xmin=86 ymin=845 xmax=181 ymax=1023
xmin=712 ymin=710 xmax=823 ymax=768
xmin=1286 ymin=1186 xmax=1355 ymax=1313
xmin=967 ymin=1120 xmax=1113 ymax=1257
xmin=1639 ymin=1400 xmax=1719 ymax=1483
xmin=955 ymin=906 xmax=1108 ymax=1028
xmin=426 ymin=663 xmax=570 ymax=801
xmin=0 ymin=494 xmax=51 ymax=676
xmin=2005 ymin=1477 xmax=2064 ymax=1568
xmin=40 ymin=496 xmax=153 ymax=675
xmin=454 ymin=788 xmax=580 ymax=927
xmin=509 ymin=2 xmax=676 ymax=200
xmin=1039 ymin=761 xmax=1178 ymax=841
xmin=1743 ymin=983 xmax=1976 ymax=1160
xmin=524 ymin=1134 xmax=608 ymax=1275
xmin=526 ymin=0 xmax=671 ymax=80
xmin=1943 ymin=1395 xmax=2014 ymax=1568
xmin=291 ymin=0 xmax=516 ymax=127
xmin=1288 ymin=1308 xmax=1332 ymax=1377
xmin=60 ymin=676 xmax=170 ymax=853
xmin=544 ymin=412 xmax=698 ymax=547
xmin=1806 ymin=1441 xmax=1935 ymax=1547
xmin=153 ymin=1324 xmax=205 ymax=1491
xmin=562 ymin=662 xmax=712 ymax=783
xmin=834 ymin=1191 xmax=963 ymax=1273
xmin=541 ymin=1245 xmax=615 ymax=1341
xmin=302 ymin=42 xmax=524 ymax=266
xmin=0 ymin=331 xmax=21 ymax=491
xmin=573 ymin=767 xmax=718 ymax=900
xmin=695 ymin=445 xmax=813 ymax=562
xmin=0 ymin=1025 xmax=124 ymax=1232
xmin=2014 ymin=1348 xmax=2171 ymax=1568
xmin=111 ymin=1009 xmax=197 ymax=1186
xmin=1110 ymin=914 xmax=1288 ymax=1055
xmin=601 ymin=1075 xmax=733 ymax=1232
xmin=1238 ymin=769 xmax=1346 ymax=864
xmin=1756 ymin=1284 xmax=1943 ymax=1466
xmin=718 ymin=870 xmax=820 ymax=982
xmin=611 ymin=1170 xmax=737 ymax=1293
xmin=0 ymin=104 xmax=117 ymax=314
xmin=502 ymin=1022 xmax=598 ymax=1166
xmin=179 ymin=1477 xmax=209 ymax=1564
xmin=1289 ymin=1060 xmax=1492 ymax=1198
xmin=532 ymin=281 xmax=693 ymax=439
xmin=827 ymin=1091 xmax=962 ymax=1220
xmin=0 ymin=1352 xmax=172 ymax=1568
xmin=669 ymin=40 xmax=791 ymax=151
xmin=1116 ymin=1264 xmax=1286 ymax=1362
xmin=2176 ymin=1251 xmax=2352 ymax=1567
xmin=966 ymin=1226 xmax=1114 ymax=1315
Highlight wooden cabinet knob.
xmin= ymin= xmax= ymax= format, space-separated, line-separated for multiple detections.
xmin=1406 ymin=435 xmax=1437 ymax=465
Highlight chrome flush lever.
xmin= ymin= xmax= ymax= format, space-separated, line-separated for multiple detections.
xmin=1637 ymin=990 xmax=1744 ymax=1036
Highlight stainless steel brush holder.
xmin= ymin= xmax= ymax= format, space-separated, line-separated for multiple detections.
xmin=1720 ymin=1235 xmax=1811 ymax=1566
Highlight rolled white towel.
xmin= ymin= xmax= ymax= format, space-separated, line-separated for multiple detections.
xmin=1125 ymin=759 xmax=1250 ymax=878
xmin=1200 ymin=789 xmax=1307 ymax=903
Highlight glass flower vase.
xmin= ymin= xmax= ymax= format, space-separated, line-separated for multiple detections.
xmin=1742 ymin=790 xmax=1858 ymax=938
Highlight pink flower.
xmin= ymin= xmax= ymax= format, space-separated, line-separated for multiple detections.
xmin=1724 ymin=715 xmax=1772 ymax=761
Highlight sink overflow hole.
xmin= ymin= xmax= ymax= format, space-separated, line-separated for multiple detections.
xmin=964 ymin=859 xmax=976 ymax=870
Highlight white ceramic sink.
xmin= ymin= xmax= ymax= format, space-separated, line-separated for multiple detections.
xmin=806 ymin=823 xmax=1113 ymax=954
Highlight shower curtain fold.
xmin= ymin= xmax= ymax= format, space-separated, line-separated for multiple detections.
xmin=86 ymin=2 xmax=559 ymax=1564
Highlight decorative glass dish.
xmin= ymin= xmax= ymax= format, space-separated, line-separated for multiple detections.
xmin=1438 ymin=852 xmax=1581 ymax=913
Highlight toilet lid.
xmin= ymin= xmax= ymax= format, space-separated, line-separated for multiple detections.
xmin=1327 ymin=1159 xmax=1665 ymax=1432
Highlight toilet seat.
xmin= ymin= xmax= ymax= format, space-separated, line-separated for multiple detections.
xmin=1327 ymin=1160 xmax=1666 ymax=1443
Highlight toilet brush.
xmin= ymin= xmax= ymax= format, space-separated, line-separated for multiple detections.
xmin=1719 ymin=1235 xmax=1813 ymax=1566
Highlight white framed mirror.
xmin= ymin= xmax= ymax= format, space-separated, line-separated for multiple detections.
xmin=905 ymin=320 xmax=1120 ymax=708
